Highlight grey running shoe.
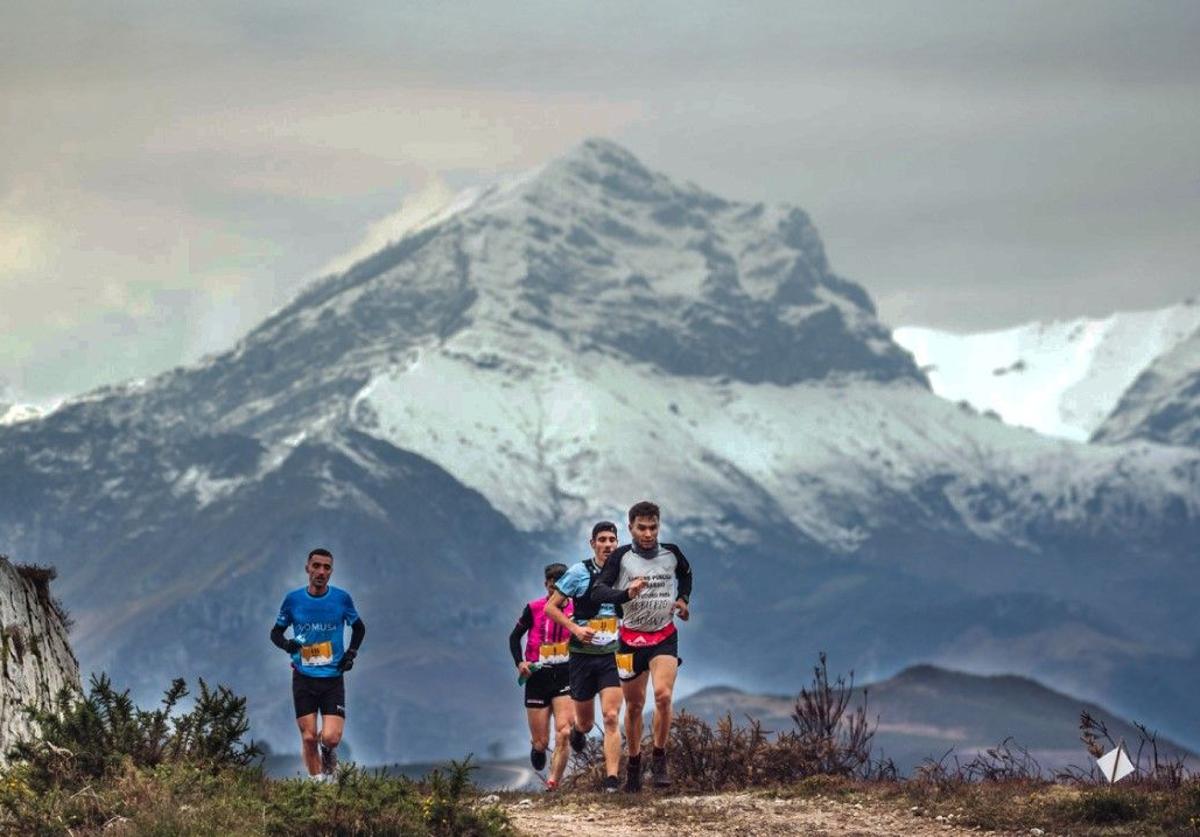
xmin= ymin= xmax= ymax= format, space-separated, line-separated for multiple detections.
xmin=603 ymin=775 xmax=620 ymax=794
xmin=319 ymin=742 xmax=338 ymax=776
xmin=651 ymin=750 xmax=670 ymax=787
xmin=569 ymin=727 xmax=587 ymax=754
xmin=624 ymin=755 xmax=642 ymax=793
xmin=530 ymin=747 xmax=547 ymax=771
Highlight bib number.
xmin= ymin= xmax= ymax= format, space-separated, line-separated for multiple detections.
xmin=538 ymin=641 xmax=570 ymax=665
xmin=587 ymin=617 xmax=618 ymax=646
xmin=300 ymin=641 xmax=334 ymax=666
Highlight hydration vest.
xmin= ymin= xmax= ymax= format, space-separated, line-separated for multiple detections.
xmin=523 ymin=595 xmax=572 ymax=664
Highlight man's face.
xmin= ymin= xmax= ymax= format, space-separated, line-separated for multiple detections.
xmin=591 ymin=530 xmax=618 ymax=563
xmin=629 ymin=515 xmax=659 ymax=550
xmin=306 ymin=554 xmax=333 ymax=591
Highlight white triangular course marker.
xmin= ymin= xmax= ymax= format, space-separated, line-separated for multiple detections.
xmin=1096 ymin=741 xmax=1135 ymax=784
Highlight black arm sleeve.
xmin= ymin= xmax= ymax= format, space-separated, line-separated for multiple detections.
xmin=672 ymin=546 xmax=693 ymax=602
xmin=270 ymin=624 xmax=290 ymax=651
xmin=508 ymin=605 xmax=532 ymax=666
xmin=349 ymin=618 xmax=366 ymax=652
xmin=589 ymin=549 xmax=631 ymax=605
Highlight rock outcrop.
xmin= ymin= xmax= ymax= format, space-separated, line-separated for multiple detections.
xmin=0 ymin=555 xmax=80 ymax=763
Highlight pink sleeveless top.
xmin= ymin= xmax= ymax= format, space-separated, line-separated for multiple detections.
xmin=524 ymin=596 xmax=573 ymax=664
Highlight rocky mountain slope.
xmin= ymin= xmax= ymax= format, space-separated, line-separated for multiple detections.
xmin=893 ymin=299 xmax=1200 ymax=441
xmin=0 ymin=555 xmax=80 ymax=763
xmin=0 ymin=140 xmax=1197 ymax=760
xmin=1092 ymin=326 xmax=1200 ymax=448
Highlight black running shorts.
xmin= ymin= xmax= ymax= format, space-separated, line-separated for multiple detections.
xmin=619 ymin=631 xmax=680 ymax=680
xmin=292 ymin=671 xmax=346 ymax=718
xmin=568 ymin=652 xmax=620 ymax=702
xmin=524 ymin=664 xmax=570 ymax=708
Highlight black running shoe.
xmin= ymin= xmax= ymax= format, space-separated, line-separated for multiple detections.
xmin=650 ymin=750 xmax=670 ymax=787
xmin=530 ymin=747 xmax=547 ymax=771
xmin=603 ymin=775 xmax=620 ymax=794
xmin=569 ymin=727 xmax=587 ymax=754
xmin=624 ymin=755 xmax=642 ymax=793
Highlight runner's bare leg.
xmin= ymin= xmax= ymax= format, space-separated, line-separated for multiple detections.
xmin=621 ymin=671 xmax=650 ymax=758
xmin=320 ymin=714 xmax=345 ymax=750
xmin=600 ymin=685 xmax=623 ymax=777
xmin=526 ymin=706 xmax=551 ymax=755
xmin=573 ymin=697 xmax=595 ymax=735
xmin=649 ymin=655 xmax=679 ymax=749
xmin=550 ymin=695 xmax=573 ymax=783
xmin=297 ymin=713 xmax=321 ymax=775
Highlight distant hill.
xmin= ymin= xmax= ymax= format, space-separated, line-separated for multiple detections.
xmin=678 ymin=664 xmax=1195 ymax=775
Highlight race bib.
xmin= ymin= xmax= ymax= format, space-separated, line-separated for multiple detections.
xmin=539 ymin=641 xmax=570 ymax=665
xmin=300 ymin=641 xmax=334 ymax=666
xmin=587 ymin=617 xmax=619 ymax=646
xmin=616 ymin=652 xmax=636 ymax=680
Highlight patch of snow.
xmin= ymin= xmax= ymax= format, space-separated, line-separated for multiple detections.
xmin=0 ymin=403 xmax=44 ymax=425
xmin=172 ymin=466 xmax=248 ymax=508
xmin=894 ymin=300 xmax=1200 ymax=441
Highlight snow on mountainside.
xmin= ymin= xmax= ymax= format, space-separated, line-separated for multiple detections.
xmin=893 ymin=300 xmax=1200 ymax=441
xmin=358 ymin=327 xmax=1198 ymax=553
xmin=1093 ymin=325 xmax=1200 ymax=447
xmin=0 ymin=403 xmax=44 ymax=426
xmin=2 ymin=139 xmax=1200 ymax=760
xmin=0 ymin=381 xmax=46 ymax=426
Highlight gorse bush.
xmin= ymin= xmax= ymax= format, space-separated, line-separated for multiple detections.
xmin=267 ymin=759 xmax=509 ymax=837
xmin=9 ymin=673 xmax=259 ymax=790
xmin=0 ymin=676 xmax=510 ymax=836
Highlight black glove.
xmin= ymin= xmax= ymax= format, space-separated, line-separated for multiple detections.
xmin=337 ymin=649 xmax=357 ymax=672
xmin=284 ymin=639 xmax=302 ymax=654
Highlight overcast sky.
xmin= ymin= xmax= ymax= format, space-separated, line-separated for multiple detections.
xmin=2 ymin=1 xmax=1198 ymax=402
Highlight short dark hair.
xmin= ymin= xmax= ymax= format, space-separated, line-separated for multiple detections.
xmin=591 ymin=520 xmax=617 ymax=539
xmin=544 ymin=562 xmax=568 ymax=582
xmin=307 ymin=548 xmax=333 ymax=563
xmin=627 ymin=501 xmax=660 ymax=523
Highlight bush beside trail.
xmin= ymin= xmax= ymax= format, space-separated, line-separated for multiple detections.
xmin=0 ymin=675 xmax=511 ymax=836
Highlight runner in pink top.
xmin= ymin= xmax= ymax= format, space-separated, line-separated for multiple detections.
xmin=509 ymin=563 xmax=575 ymax=789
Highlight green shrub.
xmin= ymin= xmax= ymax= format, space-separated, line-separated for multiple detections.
xmin=1061 ymin=788 xmax=1148 ymax=824
xmin=9 ymin=673 xmax=260 ymax=790
xmin=0 ymin=670 xmax=510 ymax=836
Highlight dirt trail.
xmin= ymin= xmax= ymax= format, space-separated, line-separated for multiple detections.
xmin=503 ymin=791 xmax=1021 ymax=836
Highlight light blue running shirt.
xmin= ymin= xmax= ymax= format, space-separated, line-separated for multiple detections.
xmin=275 ymin=586 xmax=360 ymax=678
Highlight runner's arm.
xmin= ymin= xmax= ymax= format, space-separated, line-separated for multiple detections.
xmin=589 ymin=552 xmax=631 ymax=604
xmin=546 ymin=589 xmax=591 ymax=642
xmin=508 ymin=605 xmax=532 ymax=666
xmin=349 ymin=618 xmax=366 ymax=652
xmin=269 ymin=624 xmax=300 ymax=653
xmin=673 ymin=547 xmax=693 ymax=602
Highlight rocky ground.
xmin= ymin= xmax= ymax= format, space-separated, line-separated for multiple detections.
xmin=499 ymin=790 xmax=1026 ymax=836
